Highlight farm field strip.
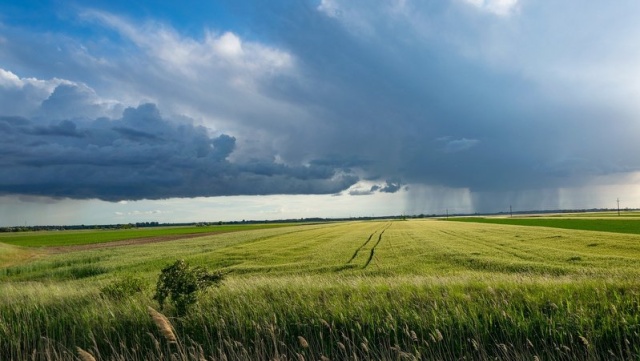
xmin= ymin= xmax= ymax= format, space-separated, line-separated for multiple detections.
xmin=448 ymin=216 xmax=640 ymax=235
xmin=0 ymin=242 xmax=43 ymax=269
xmin=542 ymin=211 xmax=640 ymax=218
xmin=0 ymin=223 xmax=295 ymax=248
xmin=0 ymin=223 xmax=340 ymax=277
xmin=4 ymin=219 xmax=640 ymax=281
xmin=210 ymin=222 xmax=386 ymax=274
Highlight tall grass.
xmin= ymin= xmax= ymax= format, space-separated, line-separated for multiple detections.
xmin=1 ymin=219 xmax=640 ymax=359
xmin=1 ymin=277 xmax=639 ymax=360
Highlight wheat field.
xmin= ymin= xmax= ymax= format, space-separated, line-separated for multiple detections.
xmin=1 ymin=218 xmax=640 ymax=360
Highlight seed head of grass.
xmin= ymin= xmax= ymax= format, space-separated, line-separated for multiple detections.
xmin=579 ymin=336 xmax=590 ymax=347
xmin=76 ymin=347 xmax=96 ymax=361
xmin=298 ymin=336 xmax=309 ymax=348
xmin=147 ymin=306 xmax=177 ymax=343
xmin=471 ymin=339 xmax=479 ymax=351
xmin=434 ymin=329 xmax=443 ymax=342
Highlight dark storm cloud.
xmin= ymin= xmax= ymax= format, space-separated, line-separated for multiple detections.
xmin=3 ymin=2 xmax=640 ymax=210
xmin=379 ymin=181 xmax=403 ymax=194
xmin=30 ymin=120 xmax=85 ymax=138
xmin=0 ymin=93 xmax=358 ymax=200
xmin=239 ymin=0 xmax=640 ymax=202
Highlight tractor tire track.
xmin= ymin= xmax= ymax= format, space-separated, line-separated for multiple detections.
xmin=346 ymin=223 xmax=390 ymax=265
xmin=362 ymin=223 xmax=391 ymax=269
xmin=347 ymin=232 xmax=376 ymax=264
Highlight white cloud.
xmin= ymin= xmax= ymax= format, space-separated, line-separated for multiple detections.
xmin=0 ymin=67 xmax=124 ymax=119
xmin=83 ymin=10 xmax=293 ymax=80
xmin=0 ymin=68 xmax=22 ymax=88
xmin=213 ymin=32 xmax=243 ymax=58
xmin=0 ymin=68 xmax=66 ymax=93
xmin=462 ymin=0 xmax=518 ymax=16
xmin=75 ymin=10 xmax=304 ymax=161
xmin=0 ymin=68 xmax=75 ymax=117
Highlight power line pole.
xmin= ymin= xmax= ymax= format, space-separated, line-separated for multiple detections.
xmin=617 ymin=198 xmax=620 ymax=216
xmin=510 ymin=205 xmax=513 ymax=218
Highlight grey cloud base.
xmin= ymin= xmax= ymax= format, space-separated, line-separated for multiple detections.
xmin=0 ymin=103 xmax=358 ymax=201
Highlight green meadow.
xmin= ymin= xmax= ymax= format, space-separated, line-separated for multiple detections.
xmin=0 ymin=224 xmax=291 ymax=247
xmin=448 ymin=213 xmax=640 ymax=235
xmin=1 ymin=218 xmax=640 ymax=360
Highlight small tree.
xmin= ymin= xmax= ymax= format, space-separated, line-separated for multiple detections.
xmin=153 ymin=260 xmax=223 ymax=315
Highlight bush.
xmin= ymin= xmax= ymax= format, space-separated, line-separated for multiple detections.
xmin=101 ymin=275 xmax=146 ymax=299
xmin=153 ymin=259 xmax=223 ymax=315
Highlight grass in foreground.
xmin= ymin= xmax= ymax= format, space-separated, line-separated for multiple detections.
xmin=1 ymin=219 xmax=640 ymax=360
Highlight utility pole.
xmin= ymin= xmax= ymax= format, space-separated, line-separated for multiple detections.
xmin=510 ymin=205 xmax=513 ymax=218
xmin=617 ymin=198 xmax=620 ymax=216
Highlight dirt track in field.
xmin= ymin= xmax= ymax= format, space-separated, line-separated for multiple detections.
xmin=46 ymin=231 xmax=230 ymax=253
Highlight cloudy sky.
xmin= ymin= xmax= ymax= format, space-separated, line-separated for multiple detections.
xmin=1 ymin=0 xmax=640 ymax=226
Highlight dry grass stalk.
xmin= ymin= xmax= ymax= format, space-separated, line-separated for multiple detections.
xmin=148 ymin=306 xmax=177 ymax=343
xmin=76 ymin=347 xmax=97 ymax=361
xmin=361 ymin=342 xmax=369 ymax=353
xmin=298 ymin=336 xmax=309 ymax=348
xmin=579 ymin=335 xmax=590 ymax=347
xmin=434 ymin=329 xmax=443 ymax=342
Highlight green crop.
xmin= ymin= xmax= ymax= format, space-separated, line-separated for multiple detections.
xmin=448 ymin=216 xmax=640 ymax=235
xmin=1 ymin=219 xmax=640 ymax=360
xmin=0 ymin=223 xmax=292 ymax=247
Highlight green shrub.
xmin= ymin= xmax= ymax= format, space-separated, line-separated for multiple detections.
xmin=153 ymin=259 xmax=223 ymax=315
xmin=101 ymin=275 xmax=146 ymax=299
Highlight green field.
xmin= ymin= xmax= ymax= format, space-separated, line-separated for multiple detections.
xmin=448 ymin=215 xmax=640 ymax=235
xmin=1 ymin=219 xmax=640 ymax=360
xmin=0 ymin=223 xmax=291 ymax=247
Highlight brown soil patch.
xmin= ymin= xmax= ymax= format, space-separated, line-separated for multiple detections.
xmin=47 ymin=230 xmax=231 ymax=253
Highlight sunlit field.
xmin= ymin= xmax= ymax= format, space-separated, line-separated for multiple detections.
xmin=2 ymin=218 xmax=640 ymax=360
xmin=0 ymin=223 xmax=291 ymax=247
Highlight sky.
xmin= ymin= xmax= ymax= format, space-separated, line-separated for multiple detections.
xmin=1 ymin=0 xmax=640 ymax=226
